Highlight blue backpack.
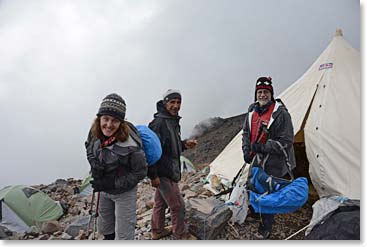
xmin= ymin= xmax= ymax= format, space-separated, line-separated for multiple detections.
xmin=135 ymin=125 xmax=162 ymax=166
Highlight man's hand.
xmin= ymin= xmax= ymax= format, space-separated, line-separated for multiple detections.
xmin=185 ymin=139 xmax=198 ymax=149
xmin=150 ymin=177 xmax=160 ymax=188
xmin=244 ymin=154 xmax=253 ymax=164
xmin=251 ymin=143 xmax=265 ymax=154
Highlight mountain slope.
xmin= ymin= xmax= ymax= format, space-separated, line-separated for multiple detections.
xmin=183 ymin=114 xmax=245 ymax=166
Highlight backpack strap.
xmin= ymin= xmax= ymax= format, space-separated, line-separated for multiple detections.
xmin=269 ymin=140 xmax=294 ymax=180
xmin=125 ymin=121 xmax=143 ymax=148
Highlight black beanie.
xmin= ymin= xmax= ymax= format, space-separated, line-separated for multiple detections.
xmin=97 ymin=93 xmax=126 ymax=122
xmin=163 ymin=89 xmax=182 ymax=104
xmin=254 ymin=76 xmax=274 ymax=101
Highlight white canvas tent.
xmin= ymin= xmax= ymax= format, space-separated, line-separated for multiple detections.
xmin=207 ymin=29 xmax=360 ymax=200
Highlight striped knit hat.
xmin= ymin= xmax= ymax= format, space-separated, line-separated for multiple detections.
xmin=97 ymin=93 xmax=126 ymax=122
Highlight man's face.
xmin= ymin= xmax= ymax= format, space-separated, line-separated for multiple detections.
xmin=165 ymin=98 xmax=181 ymax=116
xmin=256 ymin=89 xmax=272 ymax=106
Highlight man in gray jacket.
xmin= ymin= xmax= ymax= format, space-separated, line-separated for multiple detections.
xmin=242 ymin=77 xmax=296 ymax=239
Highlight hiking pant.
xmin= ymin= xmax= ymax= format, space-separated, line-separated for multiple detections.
xmin=97 ymin=186 xmax=137 ymax=240
xmin=260 ymin=213 xmax=274 ymax=232
xmin=151 ymin=177 xmax=186 ymax=238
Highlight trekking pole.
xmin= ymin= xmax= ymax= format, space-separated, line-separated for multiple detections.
xmin=87 ymin=190 xmax=95 ymax=236
xmin=92 ymin=192 xmax=101 ymax=240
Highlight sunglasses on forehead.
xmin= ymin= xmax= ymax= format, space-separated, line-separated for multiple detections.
xmin=256 ymin=80 xmax=272 ymax=86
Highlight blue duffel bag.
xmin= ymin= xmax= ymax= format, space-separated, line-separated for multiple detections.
xmin=246 ymin=140 xmax=309 ymax=214
xmin=248 ymin=167 xmax=309 ymax=214
xmin=135 ymin=125 xmax=162 ymax=166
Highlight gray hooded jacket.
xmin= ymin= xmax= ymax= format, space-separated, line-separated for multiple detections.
xmin=242 ymin=99 xmax=296 ymax=177
xmin=86 ymin=125 xmax=148 ymax=195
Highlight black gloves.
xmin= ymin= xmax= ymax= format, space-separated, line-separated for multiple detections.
xmin=251 ymin=143 xmax=265 ymax=154
xmin=90 ymin=177 xmax=115 ymax=192
xmin=91 ymin=168 xmax=104 ymax=179
xmin=244 ymin=154 xmax=253 ymax=164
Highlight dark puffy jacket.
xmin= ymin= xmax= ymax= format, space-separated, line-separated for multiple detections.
xmin=147 ymin=100 xmax=186 ymax=182
xmin=242 ymin=99 xmax=296 ymax=177
xmin=85 ymin=124 xmax=148 ymax=194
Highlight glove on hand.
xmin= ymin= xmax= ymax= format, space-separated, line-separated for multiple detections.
xmin=90 ymin=177 xmax=115 ymax=192
xmin=150 ymin=177 xmax=160 ymax=188
xmin=244 ymin=154 xmax=253 ymax=164
xmin=251 ymin=143 xmax=265 ymax=154
xmin=91 ymin=168 xmax=104 ymax=179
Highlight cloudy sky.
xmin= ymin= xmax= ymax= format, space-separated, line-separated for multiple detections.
xmin=0 ymin=0 xmax=360 ymax=188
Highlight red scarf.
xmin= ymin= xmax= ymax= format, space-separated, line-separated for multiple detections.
xmin=101 ymin=136 xmax=116 ymax=148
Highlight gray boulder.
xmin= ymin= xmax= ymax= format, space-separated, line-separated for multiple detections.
xmin=41 ymin=221 xmax=61 ymax=234
xmin=186 ymin=198 xmax=232 ymax=240
xmin=65 ymin=215 xmax=92 ymax=238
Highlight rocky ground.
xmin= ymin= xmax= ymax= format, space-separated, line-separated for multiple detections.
xmin=1 ymin=170 xmax=316 ymax=240
xmin=1 ymin=114 xmax=317 ymax=240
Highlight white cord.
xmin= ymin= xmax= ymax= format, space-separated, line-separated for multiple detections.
xmin=284 ymin=223 xmax=311 ymax=240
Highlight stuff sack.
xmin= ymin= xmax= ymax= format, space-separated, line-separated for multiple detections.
xmin=249 ymin=176 xmax=308 ymax=214
xmin=135 ymin=125 xmax=162 ymax=166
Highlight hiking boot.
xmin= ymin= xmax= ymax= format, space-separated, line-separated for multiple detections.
xmin=253 ymin=227 xmax=271 ymax=240
xmin=151 ymin=226 xmax=173 ymax=240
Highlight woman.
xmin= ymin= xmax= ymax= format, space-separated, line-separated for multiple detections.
xmin=85 ymin=93 xmax=147 ymax=240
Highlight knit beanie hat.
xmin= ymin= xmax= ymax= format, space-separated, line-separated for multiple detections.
xmin=163 ymin=89 xmax=181 ymax=104
xmin=97 ymin=93 xmax=126 ymax=122
xmin=254 ymin=76 xmax=274 ymax=101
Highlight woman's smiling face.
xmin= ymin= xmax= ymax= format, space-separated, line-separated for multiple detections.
xmin=100 ymin=115 xmax=121 ymax=137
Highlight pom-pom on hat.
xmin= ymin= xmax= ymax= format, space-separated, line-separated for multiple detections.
xmin=254 ymin=76 xmax=274 ymax=101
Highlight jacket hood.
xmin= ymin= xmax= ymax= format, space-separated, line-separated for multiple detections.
xmin=154 ymin=100 xmax=181 ymax=120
